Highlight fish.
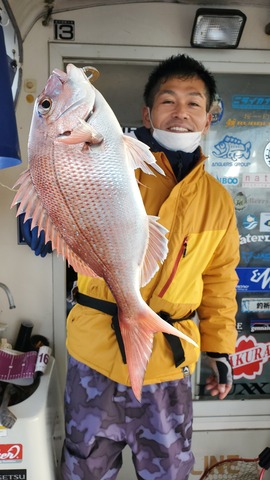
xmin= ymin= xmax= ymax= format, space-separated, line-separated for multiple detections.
xmin=212 ymin=135 xmax=251 ymax=161
xmin=11 ymin=64 xmax=198 ymax=401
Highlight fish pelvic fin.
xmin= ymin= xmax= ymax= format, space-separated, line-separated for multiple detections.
xmin=11 ymin=170 xmax=100 ymax=278
xmin=119 ymin=304 xmax=198 ymax=402
xmin=56 ymin=118 xmax=103 ymax=145
xmin=141 ymin=216 xmax=168 ymax=287
xmin=123 ymin=134 xmax=165 ymax=176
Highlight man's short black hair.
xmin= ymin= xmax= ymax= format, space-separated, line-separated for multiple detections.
xmin=143 ymin=54 xmax=217 ymax=112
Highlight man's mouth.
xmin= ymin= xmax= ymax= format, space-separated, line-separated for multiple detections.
xmin=168 ymin=126 xmax=190 ymax=133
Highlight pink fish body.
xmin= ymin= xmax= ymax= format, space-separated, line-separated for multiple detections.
xmin=12 ymin=64 xmax=197 ymax=400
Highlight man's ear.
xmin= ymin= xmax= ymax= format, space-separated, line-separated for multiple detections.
xmin=142 ymin=106 xmax=151 ymax=129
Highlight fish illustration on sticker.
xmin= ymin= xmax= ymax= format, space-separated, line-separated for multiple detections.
xmin=212 ymin=135 xmax=251 ymax=161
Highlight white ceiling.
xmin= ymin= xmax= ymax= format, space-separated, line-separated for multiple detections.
xmin=3 ymin=0 xmax=270 ymax=41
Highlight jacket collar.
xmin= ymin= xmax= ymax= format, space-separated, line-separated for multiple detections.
xmin=135 ymin=126 xmax=201 ymax=182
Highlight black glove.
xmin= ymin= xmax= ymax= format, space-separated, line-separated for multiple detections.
xmin=19 ymin=213 xmax=53 ymax=258
xmin=207 ymin=352 xmax=233 ymax=385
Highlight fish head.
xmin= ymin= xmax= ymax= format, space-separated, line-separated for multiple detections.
xmin=28 ymin=64 xmax=96 ymax=153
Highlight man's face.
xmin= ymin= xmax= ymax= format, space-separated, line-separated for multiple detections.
xmin=143 ymin=76 xmax=212 ymax=135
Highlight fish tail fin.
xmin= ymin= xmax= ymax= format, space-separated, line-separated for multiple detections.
xmin=119 ymin=304 xmax=198 ymax=402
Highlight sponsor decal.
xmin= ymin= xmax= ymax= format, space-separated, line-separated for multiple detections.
xmin=0 ymin=470 xmax=26 ymax=480
xmin=237 ymin=267 xmax=270 ymax=292
xmin=242 ymin=173 xmax=270 ymax=188
xmin=234 ymin=192 xmax=247 ymax=211
xmin=215 ymin=175 xmax=239 ymax=185
xmin=241 ymin=297 xmax=270 ymax=313
xmin=212 ymin=135 xmax=251 ymax=161
xmin=240 ymin=234 xmax=270 ymax=246
xmin=210 ymin=94 xmax=224 ymax=124
xmin=240 ymin=250 xmax=270 ymax=264
xmin=230 ymin=335 xmax=269 ymax=380
xmin=225 ymin=117 xmax=270 ymax=128
xmin=246 ymin=195 xmax=270 ymax=207
xmin=232 ymin=95 xmax=270 ymax=110
xmin=242 ymin=214 xmax=258 ymax=230
xmin=0 ymin=444 xmax=22 ymax=463
xmin=260 ymin=212 xmax=270 ymax=232
xmin=264 ymin=141 xmax=270 ymax=167
xmin=250 ymin=319 xmax=270 ymax=333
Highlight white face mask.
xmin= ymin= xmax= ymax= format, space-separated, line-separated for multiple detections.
xmin=152 ymin=129 xmax=202 ymax=153
xmin=148 ymin=108 xmax=202 ymax=153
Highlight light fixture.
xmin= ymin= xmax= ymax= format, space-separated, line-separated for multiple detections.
xmin=191 ymin=8 xmax=247 ymax=49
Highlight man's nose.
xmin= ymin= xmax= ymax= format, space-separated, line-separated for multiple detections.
xmin=172 ymin=104 xmax=189 ymax=118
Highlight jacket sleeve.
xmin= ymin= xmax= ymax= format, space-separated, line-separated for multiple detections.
xmin=197 ymin=209 xmax=240 ymax=354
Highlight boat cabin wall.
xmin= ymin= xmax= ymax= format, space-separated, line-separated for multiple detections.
xmin=0 ymin=3 xmax=269 ymax=390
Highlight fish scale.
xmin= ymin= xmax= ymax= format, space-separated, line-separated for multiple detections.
xmin=11 ymin=63 xmax=198 ymax=401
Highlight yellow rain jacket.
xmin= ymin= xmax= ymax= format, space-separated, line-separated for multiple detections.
xmin=66 ymin=149 xmax=239 ymax=386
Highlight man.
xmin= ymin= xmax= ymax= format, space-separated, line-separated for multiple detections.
xmin=21 ymin=54 xmax=239 ymax=480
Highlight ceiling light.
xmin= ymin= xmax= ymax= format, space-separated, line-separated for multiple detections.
xmin=191 ymin=8 xmax=247 ymax=49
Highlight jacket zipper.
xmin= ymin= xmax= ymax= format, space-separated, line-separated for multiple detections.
xmin=158 ymin=236 xmax=188 ymax=298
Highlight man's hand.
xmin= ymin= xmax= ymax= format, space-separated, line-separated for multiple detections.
xmin=205 ymin=353 xmax=233 ymax=400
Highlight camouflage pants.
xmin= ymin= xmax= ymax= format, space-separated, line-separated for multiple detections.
xmin=61 ymin=356 xmax=194 ymax=480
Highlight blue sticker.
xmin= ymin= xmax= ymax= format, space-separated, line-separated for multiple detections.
xmin=242 ymin=214 xmax=258 ymax=230
xmin=232 ymin=95 xmax=270 ymax=110
xmin=210 ymin=94 xmax=224 ymax=124
xmin=237 ymin=267 xmax=270 ymax=292
xmin=212 ymin=135 xmax=251 ymax=161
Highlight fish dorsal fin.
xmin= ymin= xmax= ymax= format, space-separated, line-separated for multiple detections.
xmin=123 ymin=134 xmax=165 ymax=176
xmin=141 ymin=215 xmax=168 ymax=287
xmin=12 ymin=170 xmax=99 ymax=278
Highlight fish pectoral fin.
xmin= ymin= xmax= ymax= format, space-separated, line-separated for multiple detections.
xmin=119 ymin=305 xmax=198 ymax=402
xmin=141 ymin=216 xmax=168 ymax=287
xmin=123 ymin=134 xmax=165 ymax=176
xmin=56 ymin=119 xmax=103 ymax=145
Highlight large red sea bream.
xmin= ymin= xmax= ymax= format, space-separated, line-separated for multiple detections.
xmin=12 ymin=64 xmax=198 ymax=400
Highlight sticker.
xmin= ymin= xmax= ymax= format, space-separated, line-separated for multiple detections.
xmin=0 ymin=470 xmax=26 ymax=480
xmin=230 ymin=335 xmax=269 ymax=380
xmin=242 ymin=214 xmax=258 ymax=230
xmin=241 ymin=297 xmax=270 ymax=313
xmin=232 ymin=95 xmax=270 ymax=110
xmin=210 ymin=94 xmax=224 ymax=124
xmin=234 ymin=192 xmax=247 ymax=211
xmin=264 ymin=141 xmax=270 ymax=167
xmin=54 ymin=20 xmax=75 ymax=41
xmin=35 ymin=346 xmax=52 ymax=375
xmin=241 ymin=250 xmax=270 ymax=264
xmin=212 ymin=135 xmax=251 ymax=161
xmin=242 ymin=173 xmax=270 ymax=188
xmin=215 ymin=175 xmax=239 ymax=186
xmin=0 ymin=444 xmax=23 ymax=463
xmin=260 ymin=213 xmax=270 ymax=232
xmin=250 ymin=319 xmax=270 ymax=333
xmin=240 ymin=234 xmax=270 ymax=246
xmin=236 ymin=267 xmax=270 ymax=292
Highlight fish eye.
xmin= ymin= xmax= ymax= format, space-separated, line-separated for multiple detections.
xmin=38 ymin=98 xmax=52 ymax=115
